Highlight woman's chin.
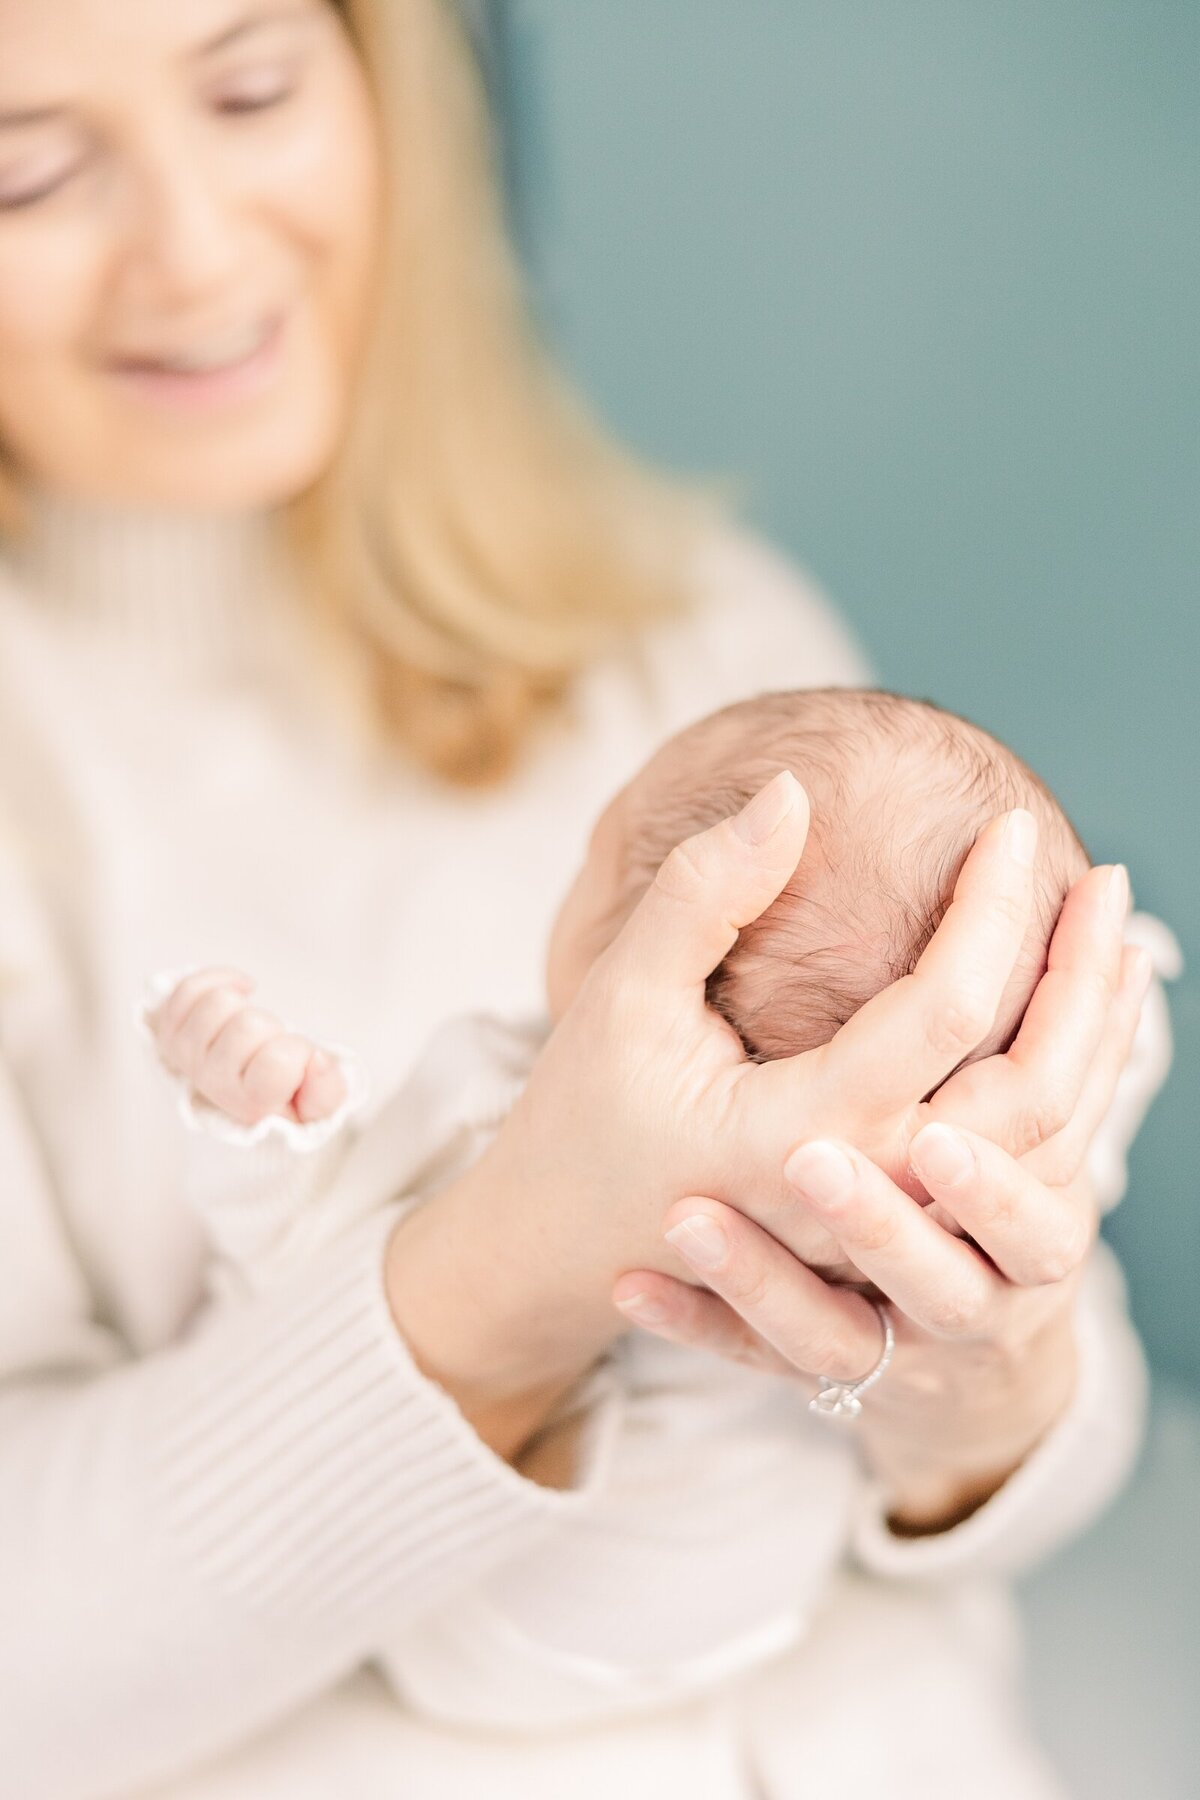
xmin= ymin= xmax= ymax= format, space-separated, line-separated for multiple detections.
xmin=87 ymin=425 xmax=338 ymax=512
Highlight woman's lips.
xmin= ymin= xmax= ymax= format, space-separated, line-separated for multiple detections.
xmin=108 ymin=312 xmax=287 ymax=414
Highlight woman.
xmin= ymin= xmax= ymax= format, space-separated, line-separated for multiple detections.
xmin=0 ymin=2 xmax=1173 ymax=1796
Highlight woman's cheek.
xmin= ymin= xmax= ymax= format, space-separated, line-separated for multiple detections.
xmin=0 ymin=223 xmax=109 ymax=472
xmin=251 ymin=60 xmax=383 ymax=363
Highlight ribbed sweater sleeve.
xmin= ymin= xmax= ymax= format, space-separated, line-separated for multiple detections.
xmin=0 ymin=1052 xmax=614 ymax=1800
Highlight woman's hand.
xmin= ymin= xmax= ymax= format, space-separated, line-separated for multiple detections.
xmin=385 ymin=772 xmax=1076 ymax=1470
xmin=609 ymin=859 xmax=1152 ymax=1531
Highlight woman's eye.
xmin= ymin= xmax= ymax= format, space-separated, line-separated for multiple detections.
xmin=0 ymin=160 xmax=79 ymax=211
xmin=213 ymin=66 xmax=297 ymax=115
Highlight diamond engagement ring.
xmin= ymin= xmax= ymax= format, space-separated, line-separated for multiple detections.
xmin=808 ymin=1299 xmax=895 ymax=1421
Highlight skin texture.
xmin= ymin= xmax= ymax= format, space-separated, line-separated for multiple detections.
xmin=0 ymin=0 xmax=380 ymax=507
xmin=390 ymin=780 xmax=1148 ymax=1523
xmin=0 ymin=6 xmax=1150 ymax=1528
xmin=146 ymin=967 xmax=349 ymax=1126
xmin=149 ymin=779 xmax=1146 ymax=1526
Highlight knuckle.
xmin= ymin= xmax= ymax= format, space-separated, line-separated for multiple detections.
xmin=1087 ymin=961 xmax=1120 ymax=1012
xmin=1033 ymin=1218 xmax=1093 ymax=1285
xmin=654 ymin=840 xmax=707 ymax=906
xmin=994 ymin=888 xmax=1029 ymax=937
xmin=170 ymin=972 xmax=227 ymax=1032
xmin=223 ymin=1008 xmax=280 ymax=1054
xmin=173 ymin=972 xmax=214 ymax=1012
xmin=1031 ymin=1248 xmax=1073 ymax=1287
xmin=1010 ymin=1086 xmax=1073 ymax=1157
xmin=927 ymin=995 xmax=994 ymax=1061
xmin=973 ymin=1182 xmax=1017 ymax=1235
xmin=924 ymin=1287 xmax=984 ymax=1336
xmin=228 ymin=1092 xmax=271 ymax=1126
xmin=728 ymin=1260 xmax=772 ymax=1314
xmin=802 ymin=1330 xmax=854 ymax=1380
xmin=242 ymin=1038 xmax=304 ymax=1101
xmin=853 ymin=1209 xmax=899 ymax=1255
xmin=192 ymin=987 xmax=241 ymax=1038
xmin=1033 ymin=1083 xmax=1074 ymax=1145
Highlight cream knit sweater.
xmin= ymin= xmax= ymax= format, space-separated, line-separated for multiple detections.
xmin=0 ymin=497 xmax=1177 ymax=1800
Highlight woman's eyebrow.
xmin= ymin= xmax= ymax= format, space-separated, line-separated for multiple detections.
xmin=0 ymin=106 xmax=67 ymax=132
xmin=0 ymin=5 xmax=316 ymax=130
xmin=193 ymin=2 xmax=313 ymax=59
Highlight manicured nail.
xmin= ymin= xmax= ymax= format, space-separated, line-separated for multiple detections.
xmin=733 ymin=770 xmax=799 ymax=845
xmin=664 ymin=1213 xmax=729 ymax=1270
xmin=1107 ymin=864 xmax=1130 ymax=929
xmin=1005 ymin=808 xmax=1037 ymax=867
xmin=614 ymin=1291 xmax=670 ymax=1326
xmin=783 ymin=1140 xmax=856 ymax=1207
xmin=911 ymin=1123 xmax=974 ymax=1188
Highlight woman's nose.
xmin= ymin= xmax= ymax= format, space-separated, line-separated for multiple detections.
xmin=118 ymin=146 xmax=248 ymax=308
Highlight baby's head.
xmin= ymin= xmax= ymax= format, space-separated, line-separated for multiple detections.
xmin=547 ymin=687 xmax=1089 ymax=1069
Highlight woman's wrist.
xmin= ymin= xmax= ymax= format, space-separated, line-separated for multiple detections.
xmin=857 ymin=1308 xmax=1079 ymax=1534
xmin=383 ymin=1145 xmax=624 ymax=1464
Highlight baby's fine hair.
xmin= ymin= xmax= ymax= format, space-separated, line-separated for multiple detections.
xmin=618 ymin=688 xmax=1089 ymax=1065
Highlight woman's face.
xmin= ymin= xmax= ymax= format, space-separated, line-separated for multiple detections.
xmin=0 ymin=0 xmax=382 ymax=508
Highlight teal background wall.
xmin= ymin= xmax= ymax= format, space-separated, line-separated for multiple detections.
xmin=494 ymin=0 xmax=1198 ymax=1390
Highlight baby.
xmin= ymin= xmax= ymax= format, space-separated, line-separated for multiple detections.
xmin=140 ymin=686 xmax=1093 ymax=1722
xmin=145 ymin=685 xmax=1089 ymax=1284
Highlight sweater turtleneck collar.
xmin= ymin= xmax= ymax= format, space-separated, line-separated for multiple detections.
xmin=1 ymin=487 xmax=302 ymax=672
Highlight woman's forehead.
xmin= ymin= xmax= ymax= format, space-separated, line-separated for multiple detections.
xmin=0 ymin=0 xmax=317 ymax=87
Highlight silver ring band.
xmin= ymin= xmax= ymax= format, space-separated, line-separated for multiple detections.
xmin=808 ymin=1299 xmax=895 ymax=1421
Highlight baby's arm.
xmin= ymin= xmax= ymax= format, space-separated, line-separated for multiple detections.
xmin=140 ymin=965 xmax=369 ymax=1295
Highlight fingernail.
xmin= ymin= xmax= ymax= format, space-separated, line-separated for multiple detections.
xmin=733 ymin=770 xmax=798 ymax=845
xmin=614 ymin=1291 xmax=670 ymax=1326
xmin=1106 ymin=864 xmax=1130 ymax=929
xmin=664 ymin=1213 xmax=729 ymax=1270
xmin=911 ymin=1123 xmax=974 ymax=1188
xmin=1005 ymin=808 xmax=1037 ymax=867
xmin=783 ymin=1140 xmax=856 ymax=1207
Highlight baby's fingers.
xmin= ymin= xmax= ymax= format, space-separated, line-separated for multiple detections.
xmin=290 ymin=1049 xmax=349 ymax=1124
xmin=150 ymin=967 xmax=253 ymax=1041
xmin=237 ymin=1031 xmax=316 ymax=1124
xmin=200 ymin=1010 xmax=305 ymax=1123
xmin=155 ymin=972 xmax=255 ymax=1078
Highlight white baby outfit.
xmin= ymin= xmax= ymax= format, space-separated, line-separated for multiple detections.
xmin=0 ymin=492 xmax=1179 ymax=1798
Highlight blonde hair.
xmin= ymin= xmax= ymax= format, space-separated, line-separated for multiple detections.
xmin=290 ymin=0 xmax=724 ymax=782
xmin=0 ymin=0 xmax=727 ymax=785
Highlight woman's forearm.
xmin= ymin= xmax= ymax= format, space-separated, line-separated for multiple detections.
xmin=383 ymin=1146 xmax=626 ymax=1465
xmin=3 ymin=1213 xmax=579 ymax=1799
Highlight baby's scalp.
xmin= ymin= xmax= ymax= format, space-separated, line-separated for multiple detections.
xmin=609 ymin=688 xmax=1089 ymax=1066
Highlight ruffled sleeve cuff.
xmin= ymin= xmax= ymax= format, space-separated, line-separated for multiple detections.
xmin=134 ymin=965 xmax=373 ymax=1282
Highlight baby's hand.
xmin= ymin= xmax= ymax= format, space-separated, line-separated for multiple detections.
xmin=147 ymin=967 xmax=348 ymax=1129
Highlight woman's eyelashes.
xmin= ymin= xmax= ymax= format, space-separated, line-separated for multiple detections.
xmin=0 ymin=63 xmax=304 ymax=213
xmin=0 ymin=150 xmax=86 ymax=212
xmin=209 ymin=59 xmax=303 ymax=116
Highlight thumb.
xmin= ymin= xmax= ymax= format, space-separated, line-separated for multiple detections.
xmin=609 ymin=769 xmax=809 ymax=995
